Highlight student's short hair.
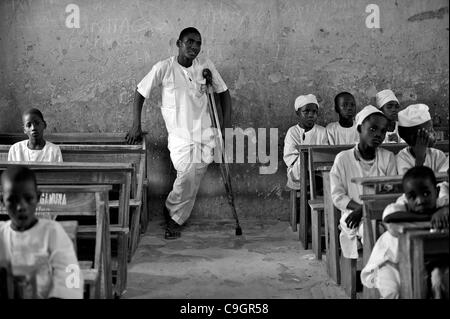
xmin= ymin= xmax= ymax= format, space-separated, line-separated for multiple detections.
xmin=178 ymin=27 xmax=201 ymax=41
xmin=334 ymin=92 xmax=354 ymax=112
xmin=403 ymin=166 xmax=437 ymax=186
xmin=23 ymin=108 xmax=45 ymax=122
xmin=1 ymin=165 xmax=37 ymax=189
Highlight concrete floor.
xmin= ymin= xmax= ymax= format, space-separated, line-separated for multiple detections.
xmin=123 ymin=219 xmax=348 ymax=299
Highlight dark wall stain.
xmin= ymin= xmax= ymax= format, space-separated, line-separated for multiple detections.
xmin=408 ymin=6 xmax=449 ymax=22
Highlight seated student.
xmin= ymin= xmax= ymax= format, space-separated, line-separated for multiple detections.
xmin=330 ymin=105 xmax=396 ymax=259
xmin=397 ymin=104 xmax=448 ymax=175
xmin=361 ymin=166 xmax=449 ymax=299
xmin=375 ymin=89 xmax=405 ymax=143
xmin=326 ymin=92 xmax=360 ymax=145
xmin=283 ymin=94 xmax=328 ymax=190
xmin=8 ymin=108 xmax=63 ymax=162
xmin=0 ymin=166 xmax=82 ymax=298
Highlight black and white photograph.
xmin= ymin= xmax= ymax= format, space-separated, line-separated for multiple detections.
xmin=0 ymin=0 xmax=448 ymax=309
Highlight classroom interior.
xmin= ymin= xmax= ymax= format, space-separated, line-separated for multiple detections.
xmin=0 ymin=0 xmax=449 ymax=299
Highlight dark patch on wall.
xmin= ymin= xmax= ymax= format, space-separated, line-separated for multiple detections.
xmin=408 ymin=6 xmax=449 ymax=22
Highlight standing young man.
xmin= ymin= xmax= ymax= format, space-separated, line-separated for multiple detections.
xmin=126 ymin=27 xmax=232 ymax=239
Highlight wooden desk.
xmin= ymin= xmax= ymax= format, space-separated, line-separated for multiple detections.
xmin=0 ymin=136 xmax=149 ymax=259
xmin=0 ymin=132 xmax=132 ymax=145
xmin=389 ymin=222 xmax=449 ymax=299
xmin=352 ymin=174 xmax=448 ymax=298
xmin=0 ymin=185 xmax=113 ymax=299
xmin=295 ymin=141 xmax=449 ymax=242
xmin=0 ymin=161 xmax=132 ymax=297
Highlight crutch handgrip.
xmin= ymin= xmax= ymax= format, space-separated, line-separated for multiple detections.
xmin=202 ymin=68 xmax=213 ymax=86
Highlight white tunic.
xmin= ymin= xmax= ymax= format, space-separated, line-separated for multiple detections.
xmin=330 ymin=146 xmax=397 ymax=258
xmin=283 ymin=124 xmax=328 ymax=189
xmin=396 ymin=147 xmax=448 ymax=175
xmin=137 ymin=56 xmax=227 ymax=145
xmin=384 ymin=122 xmax=405 ymax=144
xmin=326 ymin=121 xmax=360 ymax=145
xmin=0 ymin=219 xmax=83 ymax=299
xmin=8 ymin=140 xmax=63 ymax=163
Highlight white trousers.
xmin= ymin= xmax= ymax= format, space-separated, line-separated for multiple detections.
xmin=286 ymin=160 xmax=301 ymax=190
xmin=339 ymin=211 xmax=364 ymax=259
xmin=165 ymin=135 xmax=214 ymax=225
xmin=375 ymin=264 xmax=401 ymax=299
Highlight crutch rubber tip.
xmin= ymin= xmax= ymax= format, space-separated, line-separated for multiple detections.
xmin=235 ymin=226 xmax=243 ymax=236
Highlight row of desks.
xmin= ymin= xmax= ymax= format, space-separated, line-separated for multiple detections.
xmin=295 ymin=141 xmax=449 ymax=248
xmin=0 ymin=132 xmax=149 ymax=298
xmin=295 ymin=142 xmax=449 ymax=299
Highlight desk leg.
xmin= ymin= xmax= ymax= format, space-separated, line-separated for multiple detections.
xmin=311 ymin=208 xmax=322 ymax=260
xmin=290 ymin=190 xmax=298 ymax=232
xmin=299 ymin=152 xmax=309 ymax=248
xmin=412 ymin=239 xmax=427 ymax=299
xmin=324 ymin=173 xmax=340 ymax=284
xmin=399 ymin=234 xmax=413 ymax=299
xmin=361 ymin=206 xmax=379 ymax=299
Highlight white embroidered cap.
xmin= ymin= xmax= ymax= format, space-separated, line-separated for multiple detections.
xmin=398 ymin=104 xmax=431 ymax=127
xmin=376 ymin=89 xmax=399 ymax=109
xmin=355 ymin=105 xmax=385 ymax=126
xmin=295 ymin=94 xmax=319 ymax=111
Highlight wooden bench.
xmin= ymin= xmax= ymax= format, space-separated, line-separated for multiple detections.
xmin=0 ymin=132 xmax=137 ymax=145
xmin=0 ymin=161 xmax=132 ymax=297
xmin=294 ymin=141 xmax=449 ymax=248
xmin=0 ymin=184 xmax=113 ymax=298
xmin=0 ymin=133 xmax=149 ymax=261
xmin=389 ymin=222 xmax=449 ymax=299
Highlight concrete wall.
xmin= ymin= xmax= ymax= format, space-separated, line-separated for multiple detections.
xmin=0 ymin=0 xmax=448 ymax=220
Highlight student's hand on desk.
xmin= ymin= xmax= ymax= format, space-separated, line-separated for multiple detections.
xmin=125 ymin=124 xmax=143 ymax=145
xmin=431 ymin=206 xmax=449 ymax=230
xmin=346 ymin=208 xmax=363 ymax=229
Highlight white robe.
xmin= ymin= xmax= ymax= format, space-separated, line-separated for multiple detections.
xmin=0 ymin=219 xmax=83 ymax=299
xmin=383 ymin=122 xmax=405 ymax=144
xmin=283 ymin=124 xmax=328 ymax=189
xmin=330 ymin=145 xmax=397 ymax=258
xmin=137 ymin=56 xmax=228 ymax=224
xmin=8 ymin=140 xmax=63 ymax=162
xmin=396 ymin=147 xmax=448 ymax=175
xmin=326 ymin=121 xmax=359 ymax=145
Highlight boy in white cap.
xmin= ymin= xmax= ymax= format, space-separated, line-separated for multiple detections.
xmin=397 ymin=104 xmax=448 ymax=175
xmin=330 ymin=105 xmax=396 ymax=259
xmin=375 ymin=89 xmax=405 ymax=143
xmin=326 ymin=92 xmax=360 ymax=145
xmin=283 ymin=94 xmax=328 ymax=189
xmin=361 ymin=166 xmax=449 ymax=299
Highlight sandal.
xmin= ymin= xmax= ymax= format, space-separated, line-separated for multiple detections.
xmin=165 ymin=228 xmax=181 ymax=240
xmin=164 ymin=219 xmax=181 ymax=240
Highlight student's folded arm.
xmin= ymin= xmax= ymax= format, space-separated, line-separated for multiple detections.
xmin=383 ymin=211 xmax=430 ymax=223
